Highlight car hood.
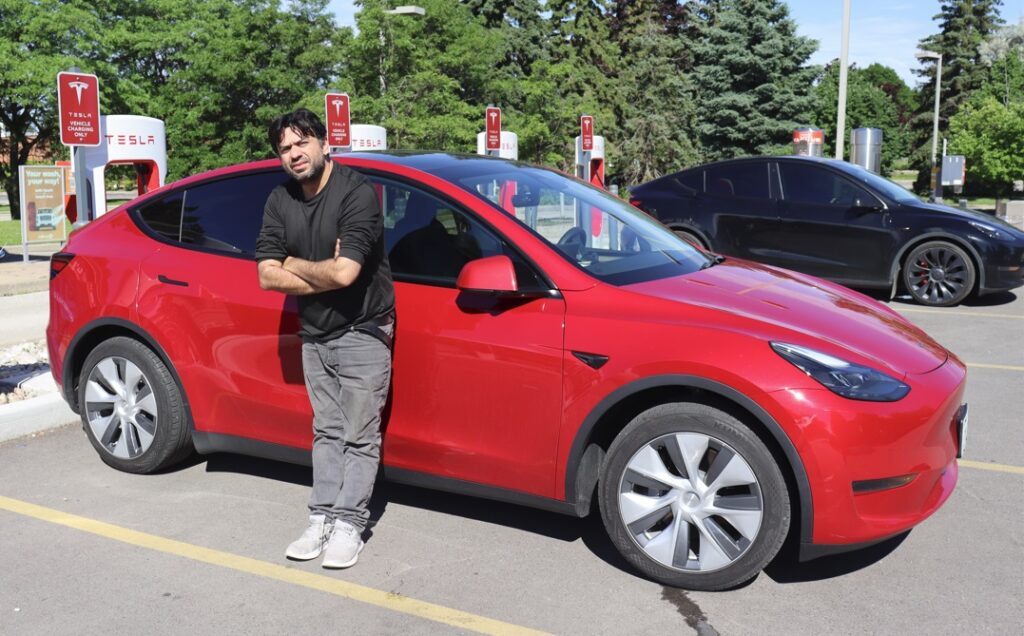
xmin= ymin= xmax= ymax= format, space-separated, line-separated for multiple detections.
xmin=626 ymin=258 xmax=949 ymax=375
xmin=912 ymin=201 xmax=1024 ymax=233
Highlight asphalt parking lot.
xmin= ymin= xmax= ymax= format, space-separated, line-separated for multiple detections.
xmin=1 ymin=290 xmax=1021 ymax=635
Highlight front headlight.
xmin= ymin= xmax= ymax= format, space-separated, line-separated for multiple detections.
xmin=968 ymin=221 xmax=1007 ymax=240
xmin=770 ymin=342 xmax=910 ymax=402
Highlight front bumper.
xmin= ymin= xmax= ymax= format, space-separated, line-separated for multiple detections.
xmin=770 ymin=355 xmax=966 ymax=547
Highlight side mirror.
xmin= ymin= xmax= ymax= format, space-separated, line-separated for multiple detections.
xmin=511 ymin=189 xmax=540 ymax=207
xmin=853 ymin=198 xmax=884 ymax=212
xmin=456 ymin=255 xmax=519 ymax=295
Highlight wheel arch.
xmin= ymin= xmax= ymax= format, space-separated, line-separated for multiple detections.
xmin=564 ymin=375 xmax=813 ymax=546
xmin=891 ymin=232 xmax=985 ymax=294
xmin=666 ymin=223 xmax=711 ymax=249
xmin=62 ymin=317 xmax=191 ymax=421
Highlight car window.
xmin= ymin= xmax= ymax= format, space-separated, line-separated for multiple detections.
xmin=137 ymin=192 xmax=184 ymax=243
xmin=780 ymin=163 xmax=872 ymax=207
xmin=178 ymin=171 xmax=289 ymax=255
xmin=674 ymin=169 xmax=703 ymax=193
xmin=704 ymin=162 xmax=770 ymax=199
xmin=373 ymin=177 xmax=547 ymax=290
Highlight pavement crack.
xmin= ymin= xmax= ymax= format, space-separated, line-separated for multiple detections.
xmin=662 ymin=586 xmax=720 ymax=636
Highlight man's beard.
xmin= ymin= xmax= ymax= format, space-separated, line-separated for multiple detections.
xmin=286 ymin=153 xmax=325 ymax=183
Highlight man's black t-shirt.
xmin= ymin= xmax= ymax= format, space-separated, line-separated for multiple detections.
xmin=254 ymin=163 xmax=395 ymax=343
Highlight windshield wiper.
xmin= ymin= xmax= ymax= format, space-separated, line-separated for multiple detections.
xmin=700 ymin=254 xmax=725 ymax=270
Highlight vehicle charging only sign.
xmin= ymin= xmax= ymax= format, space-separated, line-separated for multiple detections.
xmin=485 ymin=107 xmax=501 ymax=151
xmin=325 ymin=93 xmax=351 ymax=147
xmin=581 ymin=115 xmax=594 ymax=152
xmin=58 ymin=72 xmax=101 ymax=146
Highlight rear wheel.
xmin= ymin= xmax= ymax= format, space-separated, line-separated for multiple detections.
xmin=599 ymin=403 xmax=789 ymax=590
xmin=78 ymin=337 xmax=192 ymax=473
xmin=902 ymin=241 xmax=975 ymax=307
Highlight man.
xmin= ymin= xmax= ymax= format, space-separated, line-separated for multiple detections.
xmin=255 ymin=108 xmax=394 ymax=569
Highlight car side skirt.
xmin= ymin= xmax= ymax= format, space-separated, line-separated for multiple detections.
xmin=192 ymin=432 xmax=581 ymax=517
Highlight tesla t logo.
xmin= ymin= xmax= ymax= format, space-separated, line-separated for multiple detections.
xmin=489 ymin=112 xmax=497 ymax=124
xmin=68 ymin=81 xmax=90 ymax=104
xmin=330 ymin=98 xmax=344 ymax=116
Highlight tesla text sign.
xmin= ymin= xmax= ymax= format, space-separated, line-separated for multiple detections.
xmin=58 ymin=72 xmax=101 ymax=146
xmin=325 ymin=93 xmax=351 ymax=147
xmin=18 ymin=165 xmax=67 ymax=244
xmin=486 ymin=107 xmax=501 ymax=151
xmin=581 ymin=115 xmax=594 ymax=152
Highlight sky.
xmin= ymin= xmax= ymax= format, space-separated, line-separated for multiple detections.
xmin=325 ymin=1 xmax=1024 ymax=88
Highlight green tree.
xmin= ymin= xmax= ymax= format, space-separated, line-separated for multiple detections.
xmin=978 ymin=19 xmax=1024 ymax=106
xmin=911 ymin=0 xmax=1005 ymax=190
xmin=948 ymin=97 xmax=1024 ymax=195
xmin=0 ymin=0 xmax=98 ymax=219
xmin=690 ymin=0 xmax=818 ymax=161
xmin=811 ymin=62 xmax=907 ymax=173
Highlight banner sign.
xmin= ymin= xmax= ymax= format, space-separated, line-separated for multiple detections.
xmin=19 ymin=165 xmax=67 ymax=244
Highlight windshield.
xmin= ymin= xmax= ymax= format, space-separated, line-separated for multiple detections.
xmin=844 ymin=163 xmax=920 ymax=203
xmin=429 ymin=160 xmax=713 ymax=285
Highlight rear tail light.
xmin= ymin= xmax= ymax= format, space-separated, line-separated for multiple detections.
xmin=50 ymin=252 xmax=75 ymax=279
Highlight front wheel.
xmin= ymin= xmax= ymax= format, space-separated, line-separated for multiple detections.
xmin=78 ymin=337 xmax=192 ymax=473
xmin=599 ymin=403 xmax=790 ymax=590
xmin=902 ymin=241 xmax=975 ymax=307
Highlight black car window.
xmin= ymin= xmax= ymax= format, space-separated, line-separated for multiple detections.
xmin=674 ymin=169 xmax=703 ymax=193
xmin=177 ymin=171 xmax=289 ymax=255
xmin=137 ymin=192 xmax=184 ymax=242
xmin=372 ymin=177 xmax=547 ymax=291
xmin=780 ymin=163 xmax=872 ymax=207
xmin=705 ymin=162 xmax=770 ymax=199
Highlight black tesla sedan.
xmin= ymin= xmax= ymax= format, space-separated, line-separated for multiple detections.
xmin=629 ymin=156 xmax=1024 ymax=306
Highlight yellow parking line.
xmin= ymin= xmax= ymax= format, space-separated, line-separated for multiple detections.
xmin=896 ymin=307 xmax=1024 ymax=320
xmin=960 ymin=460 xmax=1024 ymax=475
xmin=0 ymin=495 xmax=550 ymax=636
xmin=966 ymin=362 xmax=1024 ymax=372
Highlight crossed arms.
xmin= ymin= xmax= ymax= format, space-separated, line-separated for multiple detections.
xmin=258 ymin=239 xmax=363 ymax=295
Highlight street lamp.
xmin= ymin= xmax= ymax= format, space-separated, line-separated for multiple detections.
xmin=379 ymin=5 xmax=426 ymax=95
xmin=916 ymin=49 xmax=942 ymax=199
xmin=835 ymin=0 xmax=851 ymax=160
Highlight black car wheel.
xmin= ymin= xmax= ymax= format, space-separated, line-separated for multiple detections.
xmin=902 ymin=241 xmax=976 ymax=307
xmin=79 ymin=337 xmax=192 ymax=473
xmin=599 ymin=403 xmax=790 ymax=590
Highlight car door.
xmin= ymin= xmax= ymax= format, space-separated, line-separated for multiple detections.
xmin=371 ymin=176 xmax=567 ymax=500
xmin=776 ymin=161 xmax=896 ymax=284
xmin=699 ymin=160 xmax=779 ymax=259
xmin=135 ymin=169 xmax=313 ymax=448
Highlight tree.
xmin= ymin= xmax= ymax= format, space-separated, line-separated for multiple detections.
xmin=0 ymin=0 xmax=98 ymax=219
xmin=689 ymin=0 xmax=818 ymax=161
xmin=910 ymin=0 xmax=1005 ymax=190
xmin=948 ymin=97 xmax=1024 ymax=195
xmin=978 ymin=18 xmax=1024 ymax=106
xmin=811 ymin=62 xmax=908 ymax=174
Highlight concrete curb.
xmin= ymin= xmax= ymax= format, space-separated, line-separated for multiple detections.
xmin=0 ymin=370 xmax=78 ymax=443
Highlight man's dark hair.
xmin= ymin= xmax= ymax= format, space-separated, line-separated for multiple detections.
xmin=268 ymin=108 xmax=327 ymax=155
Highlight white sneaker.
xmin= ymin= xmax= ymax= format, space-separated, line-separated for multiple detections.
xmin=322 ymin=520 xmax=364 ymax=569
xmin=285 ymin=514 xmax=333 ymax=560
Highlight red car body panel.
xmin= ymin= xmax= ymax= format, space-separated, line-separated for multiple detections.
xmin=47 ymin=154 xmax=966 ymax=554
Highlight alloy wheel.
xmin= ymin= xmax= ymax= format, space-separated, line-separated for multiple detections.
xmin=84 ymin=356 xmax=159 ymax=459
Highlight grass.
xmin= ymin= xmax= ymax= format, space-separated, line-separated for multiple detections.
xmin=0 ymin=219 xmax=74 ymax=247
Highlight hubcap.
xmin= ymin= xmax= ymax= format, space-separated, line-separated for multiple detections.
xmin=84 ymin=357 xmax=158 ymax=459
xmin=618 ymin=432 xmax=763 ymax=573
xmin=908 ymin=247 xmax=968 ymax=304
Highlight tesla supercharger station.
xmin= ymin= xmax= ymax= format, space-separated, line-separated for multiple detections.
xmin=575 ymin=132 xmax=608 ymax=247
xmin=73 ymin=115 xmax=167 ymax=222
xmin=476 ymin=113 xmax=519 ymax=215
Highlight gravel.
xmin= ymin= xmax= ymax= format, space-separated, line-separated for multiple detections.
xmin=0 ymin=339 xmax=49 ymax=404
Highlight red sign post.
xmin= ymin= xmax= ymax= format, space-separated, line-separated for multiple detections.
xmin=325 ymin=93 xmax=351 ymax=147
xmin=58 ymin=72 xmax=101 ymax=146
xmin=581 ymin=115 xmax=594 ymax=152
xmin=485 ymin=106 xmax=501 ymax=151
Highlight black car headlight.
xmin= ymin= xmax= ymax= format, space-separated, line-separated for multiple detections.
xmin=770 ymin=342 xmax=910 ymax=402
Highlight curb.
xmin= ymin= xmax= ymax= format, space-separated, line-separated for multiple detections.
xmin=0 ymin=371 xmax=78 ymax=443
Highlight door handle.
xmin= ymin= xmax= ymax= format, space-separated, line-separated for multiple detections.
xmin=158 ymin=274 xmax=189 ymax=287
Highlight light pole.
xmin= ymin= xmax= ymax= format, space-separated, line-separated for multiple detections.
xmin=379 ymin=5 xmax=426 ymax=96
xmin=835 ymin=0 xmax=851 ymax=160
xmin=916 ymin=49 xmax=942 ymax=199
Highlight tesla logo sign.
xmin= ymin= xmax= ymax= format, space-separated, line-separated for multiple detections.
xmin=58 ymin=72 xmax=101 ymax=146
xmin=581 ymin=115 xmax=594 ymax=152
xmin=486 ymin=107 xmax=501 ymax=151
xmin=325 ymin=92 xmax=351 ymax=147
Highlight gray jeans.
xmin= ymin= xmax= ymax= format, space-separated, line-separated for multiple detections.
xmin=301 ymin=326 xmax=392 ymax=530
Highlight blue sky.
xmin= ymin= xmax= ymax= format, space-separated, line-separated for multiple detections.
xmin=326 ymin=1 xmax=1024 ymax=87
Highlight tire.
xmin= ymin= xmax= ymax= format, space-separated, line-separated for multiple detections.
xmin=599 ymin=403 xmax=790 ymax=590
xmin=673 ymin=229 xmax=705 ymax=250
xmin=78 ymin=337 xmax=192 ymax=473
xmin=902 ymin=241 xmax=976 ymax=307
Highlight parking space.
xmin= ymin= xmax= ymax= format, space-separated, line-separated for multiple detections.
xmin=1 ymin=291 xmax=1021 ymax=635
